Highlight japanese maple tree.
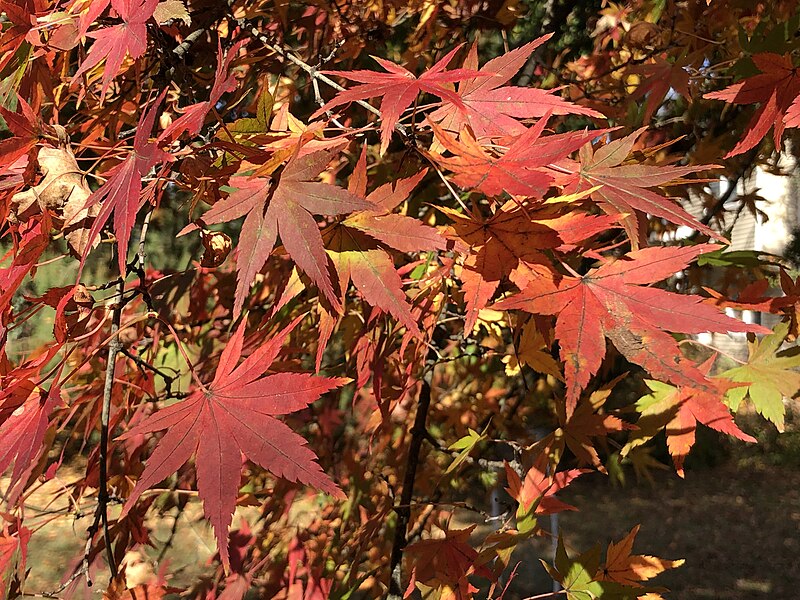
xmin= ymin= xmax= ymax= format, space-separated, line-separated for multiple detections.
xmin=0 ymin=0 xmax=798 ymax=599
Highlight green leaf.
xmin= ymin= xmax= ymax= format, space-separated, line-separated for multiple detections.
xmin=230 ymin=88 xmax=274 ymax=134
xmin=720 ymin=321 xmax=800 ymax=432
xmin=445 ymin=427 xmax=487 ymax=475
xmin=696 ymin=248 xmax=778 ymax=268
xmin=515 ymin=504 xmax=538 ymax=536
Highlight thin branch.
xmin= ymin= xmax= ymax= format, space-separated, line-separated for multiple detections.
xmin=97 ymin=278 xmax=123 ymax=580
xmin=118 ymin=346 xmax=180 ymax=396
xmin=687 ymin=148 xmax=757 ymax=242
xmin=521 ymin=591 xmax=567 ymax=600
xmin=174 ymin=28 xmax=206 ymax=58
xmin=387 ymin=371 xmax=433 ymax=599
xmin=240 ymin=23 xmax=382 ymax=119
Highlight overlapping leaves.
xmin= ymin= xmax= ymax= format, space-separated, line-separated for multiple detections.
xmin=496 ymin=244 xmax=768 ymax=414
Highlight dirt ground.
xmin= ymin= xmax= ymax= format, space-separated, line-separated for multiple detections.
xmin=492 ymin=462 xmax=800 ymax=600
xmin=15 ymin=459 xmax=800 ymax=599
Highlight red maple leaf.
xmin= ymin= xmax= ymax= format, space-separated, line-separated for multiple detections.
xmin=428 ymin=34 xmax=602 ymax=139
xmin=627 ymin=54 xmax=692 ymax=123
xmin=553 ymin=127 xmax=721 ymax=248
xmin=314 ymin=45 xmax=486 ymax=155
xmin=192 ymin=149 xmax=372 ymax=317
xmin=442 ymin=200 xmax=620 ymax=331
xmin=495 ymin=244 xmax=768 ymax=415
xmin=405 ymin=524 xmax=494 ymax=600
xmin=0 ymin=96 xmax=39 ymax=174
xmin=118 ymin=317 xmax=347 ymax=571
xmin=0 ymin=522 xmax=30 ymax=589
xmin=439 ymin=201 xmax=561 ymax=331
xmin=704 ymin=53 xmax=800 ymax=158
xmin=504 ymin=459 xmax=587 ymax=516
xmin=625 ymin=357 xmax=755 ymax=477
xmin=72 ymin=0 xmax=159 ymax=98
xmin=74 ymin=92 xmax=171 ymax=275
xmin=0 ymin=0 xmax=37 ymax=69
xmin=0 ymin=221 xmax=49 ymax=313
xmin=159 ymin=40 xmax=247 ymax=142
xmin=0 ymin=378 xmax=61 ymax=498
xmin=430 ymin=115 xmax=604 ymax=197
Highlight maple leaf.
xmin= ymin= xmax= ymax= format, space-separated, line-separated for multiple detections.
xmin=72 ymin=0 xmax=159 ymax=98
xmin=622 ymin=357 xmax=756 ymax=477
xmin=118 ymin=317 xmax=347 ymax=571
xmin=428 ymin=34 xmax=602 ymax=139
xmin=704 ymin=54 xmax=800 ymax=158
xmin=430 ymin=116 xmax=604 ymax=197
xmin=494 ymin=244 xmax=768 ymax=415
xmin=193 ymin=149 xmax=372 ymax=317
xmin=444 ymin=427 xmax=487 ymax=475
xmin=324 ymin=150 xmax=447 ymax=337
xmin=720 ymin=321 xmax=800 ymax=432
xmin=0 ymin=380 xmax=61 ymax=498
xmin=0 ymin=0 xmax=36 ymax=68
xmin=0 ymin=96 xmax=39 ymax=175
xmin=442 ymin=195 xmax=605 ymax=331
xmin=75 ymin=92 xmax=171 ymax=276
xmin=628 ymin=54 xmax=691 ymax=123
xmin=504 ymin=459 xmax=587 ymax=527
xmin=0 ymin=522 xmax=30 ymax=595
xmin=229 ymin=86 xmax=274 ymax=135
xmin=598 ymin=525 xmax=684 ymax=587
xmin=504 ymin=318 xmax=563 ymax=381
xmin=554 ymin=128 xmax=722 ymax=248
xmin=159 ymin=40 xmax=247 ymax=142
xmin=440 ymin=200 xmax=560 ymax=331
xmin=543 ymin=535 xmax=643 ymax=600
xmin=534 ymin=383 xmax=635 ymax=472
xmin=0 ymin=221 xmax=49 ymax=313
xmin=314 ymin=45 xmax=487 ymax=155
xmin=703 ymin=269 xmax=800 ymax=339
xmin=405 ymin=524 xmax=494 ymax=600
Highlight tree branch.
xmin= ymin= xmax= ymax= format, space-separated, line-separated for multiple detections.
xmin=97 ymin=278 xmax=123 ymax=581
xmin=387 ymin=371 xmax=433 ymax=599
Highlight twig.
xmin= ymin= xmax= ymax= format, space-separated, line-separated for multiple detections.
xmin=405 ymin=493 xmax=439 ymax=545
xmin=118 ymin=346 xmax=180 ymax=396
xmin=238 ymin=22 xmax=383 ymax=120
xmin=97 ymin=278 xmax=123 ymax=581
xmin=43 ymin=276 xmax=128 ymax=591
xmin=521 ymin=591 xmax=567 ymax=600
xmin=174 ymin=28 xmax=206 ymax=58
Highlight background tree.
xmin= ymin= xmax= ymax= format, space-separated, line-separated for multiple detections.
xmin=0 ymin=0 xmax=799 ymax=598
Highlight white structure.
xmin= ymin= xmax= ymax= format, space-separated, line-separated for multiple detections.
xmin=688 ymin=152 xmax=800 ymax=357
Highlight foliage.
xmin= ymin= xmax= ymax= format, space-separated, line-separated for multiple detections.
xmin=1 ymin=0 xmax=800 ymax=598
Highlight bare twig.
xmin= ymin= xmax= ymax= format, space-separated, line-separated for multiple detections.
xmin=239 ymin=22 xmax=382 ymax=119
xmin=387 ymin=371 xmax=433 ymax=600
xmin=97 ymin=279 xmax=124 ymax=581
xmin=174 ymin=28 xmax=206 ymax=58
xmin=118 ymin=346 xmax=180 ymax=396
